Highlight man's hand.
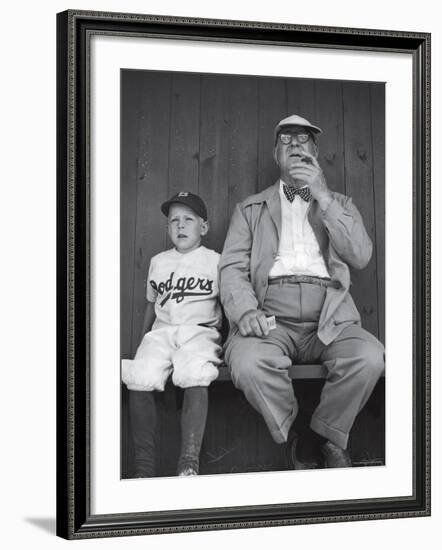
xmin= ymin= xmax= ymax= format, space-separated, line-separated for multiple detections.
xmin=238 ymin=309 xmax=270 ymax=338
xmin=288 ymin=152 xmax=332 ymax=211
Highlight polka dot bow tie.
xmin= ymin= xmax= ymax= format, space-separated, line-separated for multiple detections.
xmin=283 ymin=184 xmax=311 ymax=203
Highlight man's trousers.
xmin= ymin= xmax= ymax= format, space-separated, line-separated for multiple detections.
xmin=225 ymin=282 xmax=385 ymax=449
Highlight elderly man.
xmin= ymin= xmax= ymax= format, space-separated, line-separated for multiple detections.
xmin=219 ymin=114 xmax=385 ymax=468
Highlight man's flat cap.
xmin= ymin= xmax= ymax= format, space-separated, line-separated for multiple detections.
xmin=274 ymin=114 xmax=322 ymax=140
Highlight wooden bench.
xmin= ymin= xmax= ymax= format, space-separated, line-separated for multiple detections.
xmin=216 ymin=363 xmax=327 ymax=381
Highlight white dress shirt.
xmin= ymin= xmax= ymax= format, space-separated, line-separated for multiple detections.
xmin=268 ymin=180 xmax=330 ymax=278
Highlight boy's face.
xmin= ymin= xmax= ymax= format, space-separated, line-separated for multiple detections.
xmin=167 ymin=203 xmax=208 ymax=254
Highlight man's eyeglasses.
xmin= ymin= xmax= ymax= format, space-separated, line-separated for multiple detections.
xmin=278 ymin=132 xmax=311 ymax=145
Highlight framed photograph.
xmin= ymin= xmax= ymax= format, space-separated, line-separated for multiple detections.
xmin=56 ymin=10 xmax=430 ymax=539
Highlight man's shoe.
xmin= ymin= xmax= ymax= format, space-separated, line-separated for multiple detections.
xmin=285 ymin=431 xmax=306 ymax=470
xmin=320 ymin=440 xmax=352 ymax=468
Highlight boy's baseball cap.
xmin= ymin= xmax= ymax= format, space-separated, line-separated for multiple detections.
xmin=161 ymin=191 xmax=208 ymax=221
xmin=274 ymin=114 xmax=322 ymax=141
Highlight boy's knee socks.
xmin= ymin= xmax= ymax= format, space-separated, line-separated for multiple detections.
xmin=129 ymin=386 xmax=209 ymax=477
xmin=177 ymin=387 xmax=208 ymax=475
xmin=129 ymin=390 xmax=157 ymax=477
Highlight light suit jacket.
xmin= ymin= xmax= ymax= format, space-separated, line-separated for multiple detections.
xmin=219 ymin=182 xmax=373 ymax=346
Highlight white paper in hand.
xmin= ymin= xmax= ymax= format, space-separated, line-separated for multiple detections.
xmin=266 ymin=316 xmax=276 ymax=330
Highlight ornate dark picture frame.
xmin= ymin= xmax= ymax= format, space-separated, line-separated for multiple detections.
xmin=56 ymin=9 xmax=430 ymax=540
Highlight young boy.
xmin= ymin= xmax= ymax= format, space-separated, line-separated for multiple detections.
xmin=122 ymin=192 xmax=222 ymax=477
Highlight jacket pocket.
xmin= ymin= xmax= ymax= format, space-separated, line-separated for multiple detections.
xmin=333 ymin=298 xmax=361 ymax=325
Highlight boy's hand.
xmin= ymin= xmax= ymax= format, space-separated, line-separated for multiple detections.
xmin=238 ymin=309 xmax=270 ymax=338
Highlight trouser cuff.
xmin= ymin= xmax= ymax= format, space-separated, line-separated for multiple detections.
xmin=270 ymin=409 xmax=297 ymax=444
xmin=310 ymin=416 xmax=349 ymax=450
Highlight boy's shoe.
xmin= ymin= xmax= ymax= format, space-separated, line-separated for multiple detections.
xmin=177 ymin=457 xmax=199 ymax=476
xmin=178 ymin=466 xmax=198 ymax=476
xmin=133 ymin=460 xmax=155 ymax=478
xmin=133 ymin=470 xmax=153 ymax=478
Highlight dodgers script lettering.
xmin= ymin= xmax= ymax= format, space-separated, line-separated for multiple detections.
xmin=150 ymin=272 xmax=214 ymax=306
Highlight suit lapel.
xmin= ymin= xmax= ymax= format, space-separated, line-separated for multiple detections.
xmin=265 ymin=182 xmax=282 ymax=241
xmin=308 ymin=200 xmax=329 ymax=263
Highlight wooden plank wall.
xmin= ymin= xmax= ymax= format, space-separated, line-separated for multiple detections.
xmin=120 ymin=70 xmax=385 ymax=477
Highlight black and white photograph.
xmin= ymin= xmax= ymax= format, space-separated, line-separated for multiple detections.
xmin=52 ymin=5 xmax=432 ymax=542
xmin=120 ymin=69 xmax=386 ymax=479
xmin=4 ymin=0 xmax=442 ymax=546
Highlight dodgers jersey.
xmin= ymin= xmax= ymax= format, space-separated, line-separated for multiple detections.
xmin=146 ymin=246 xmax=222 ymax=329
